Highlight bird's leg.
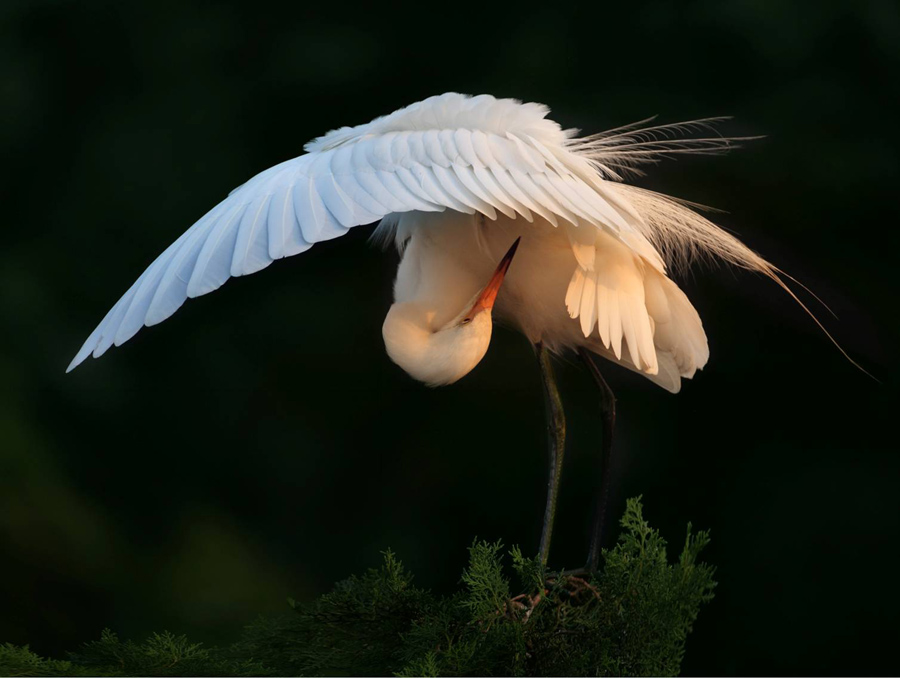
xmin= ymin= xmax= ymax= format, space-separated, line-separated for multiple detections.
xmin=535 ymin=342 xmax=567 ymax=567
xmin=578 ymin=347 xmax=617 ymax=573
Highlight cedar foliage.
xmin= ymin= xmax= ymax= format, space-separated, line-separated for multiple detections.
xmin=1 ymin=497 xmax=715 ymax=676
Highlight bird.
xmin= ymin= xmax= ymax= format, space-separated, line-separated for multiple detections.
xmin=67 ymin=92 xmax=835 ymax=569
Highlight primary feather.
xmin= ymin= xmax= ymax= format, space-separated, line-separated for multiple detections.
xmin=67 ymin=92 xmax=797 ymax=384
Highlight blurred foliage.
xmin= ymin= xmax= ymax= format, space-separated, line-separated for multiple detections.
xmin=1 ymin=498 xmax=715 ymax=677
xmin=1 ymin=631 xmax=264 ymax=678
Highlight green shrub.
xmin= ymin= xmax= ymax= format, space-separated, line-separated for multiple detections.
xmin=1 ymin=497 xmax=715 ymax=676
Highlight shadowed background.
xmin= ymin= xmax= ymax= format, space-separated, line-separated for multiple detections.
xmin=2 ymin=0 xmax=898 ymax=674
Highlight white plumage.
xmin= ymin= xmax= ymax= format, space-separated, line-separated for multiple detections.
xmin=68 ymin=92 xmax=790 ymax=391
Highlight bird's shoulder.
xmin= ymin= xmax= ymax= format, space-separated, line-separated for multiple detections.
xmin=303 ymin=92 xmax=573 ymax=154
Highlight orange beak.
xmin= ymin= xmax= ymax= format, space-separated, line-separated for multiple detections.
xmin=467 ymin=237 xmax=521 ymax=317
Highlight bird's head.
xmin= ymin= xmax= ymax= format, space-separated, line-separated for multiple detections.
xmin=382 ymin=238 xmax=520 ymax=387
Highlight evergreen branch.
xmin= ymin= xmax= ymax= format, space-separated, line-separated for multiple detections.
xmin=1 ymin=497 xmax=715 ymax=677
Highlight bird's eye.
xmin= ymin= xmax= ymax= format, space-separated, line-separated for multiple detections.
xmin=460 ymin=317 xmax=472 ymax=325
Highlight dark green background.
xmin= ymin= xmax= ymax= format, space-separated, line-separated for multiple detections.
xmin=2 ymin=0 xmax=898 ymax=674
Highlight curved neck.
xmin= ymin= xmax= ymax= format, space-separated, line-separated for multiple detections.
xmin=382 ymin=301 xmax=493 ymax=386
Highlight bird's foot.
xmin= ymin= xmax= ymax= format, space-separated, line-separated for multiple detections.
xmin=506 ymin=591 xmax=544 ymax=623
xmin=544 ymin=571 xmax=601 ymax=606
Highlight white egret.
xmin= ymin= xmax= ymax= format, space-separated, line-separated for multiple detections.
xmin=68 ymin=93 xmax=836 ymax=569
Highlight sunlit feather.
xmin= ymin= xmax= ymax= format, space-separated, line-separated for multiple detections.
xmin=68 ymin=92 xmax=854 ymax=384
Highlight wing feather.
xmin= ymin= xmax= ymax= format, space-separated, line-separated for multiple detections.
xmin=453 ymin=129 xmax=484 ymax=168
xmin=376 ymin=169 xmax=442 ymax=212
xmin=453 ymin=164 xmax=515 ymax=219
xmin=422 ymin=129 xmax=452 ymax=167
xmin=69 ymin=94 xmax=666 ymax=371
xmin=608 ymin=293 xmax=623 ymax=360
xmin=596 ymin=285 xmax=610 ymax=348
xmin=488 ymin=167 xmax=537 ymax=222
xmin=469 ymin=130 xmax=496 ymax=167
xmin=94 ymin=289 xmax=139 ymax=357
xmin=438 ymin=129 xmax=462 ymax=164
xmin=565 ymin=267 xmax=586 ymax=316
xmin=265 ymin=183 xmax=293 ymax=260
xmin=146 ymin=219 xmax=215 ymax=325
xmin=579 ymin=271 xmax=597 ymax=337
xmin=432 ymin=164 xmax=497 ymax=219
xmin=511 ymin=170 xmax=574 ymax=226
xmin=506 ymin=132 xmax=546 ymax=172
xmin=532 ymin=174 xmax=590 ymax=224
xmin=486 ymin=134 xmax=532 ymax=173
xmin=369 ymin=132 xmax=398 ymax=170
xmin=472 ymin=166 xmax=525 ymax=220
xmin=114 ymin=259 xmax=168 ymax=346
xmin=394 ymin=165 xmax=442 ymax=205
xmin=231 ymin=193 xmax=274 ymax=276
xmin=187 ymin=203 xmax=248 ymax=297
xmin=331 ymin=145 xmax=392 ymax=214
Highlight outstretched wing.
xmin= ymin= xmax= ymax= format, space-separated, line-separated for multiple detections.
xmin=68 ymin=93 xmax=662 ymax=372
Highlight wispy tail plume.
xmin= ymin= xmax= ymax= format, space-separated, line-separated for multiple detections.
xmin=569 ymin=117 xmax=759 ymax=179
xmin=570 ymin=117 xmax=868 ymax=376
